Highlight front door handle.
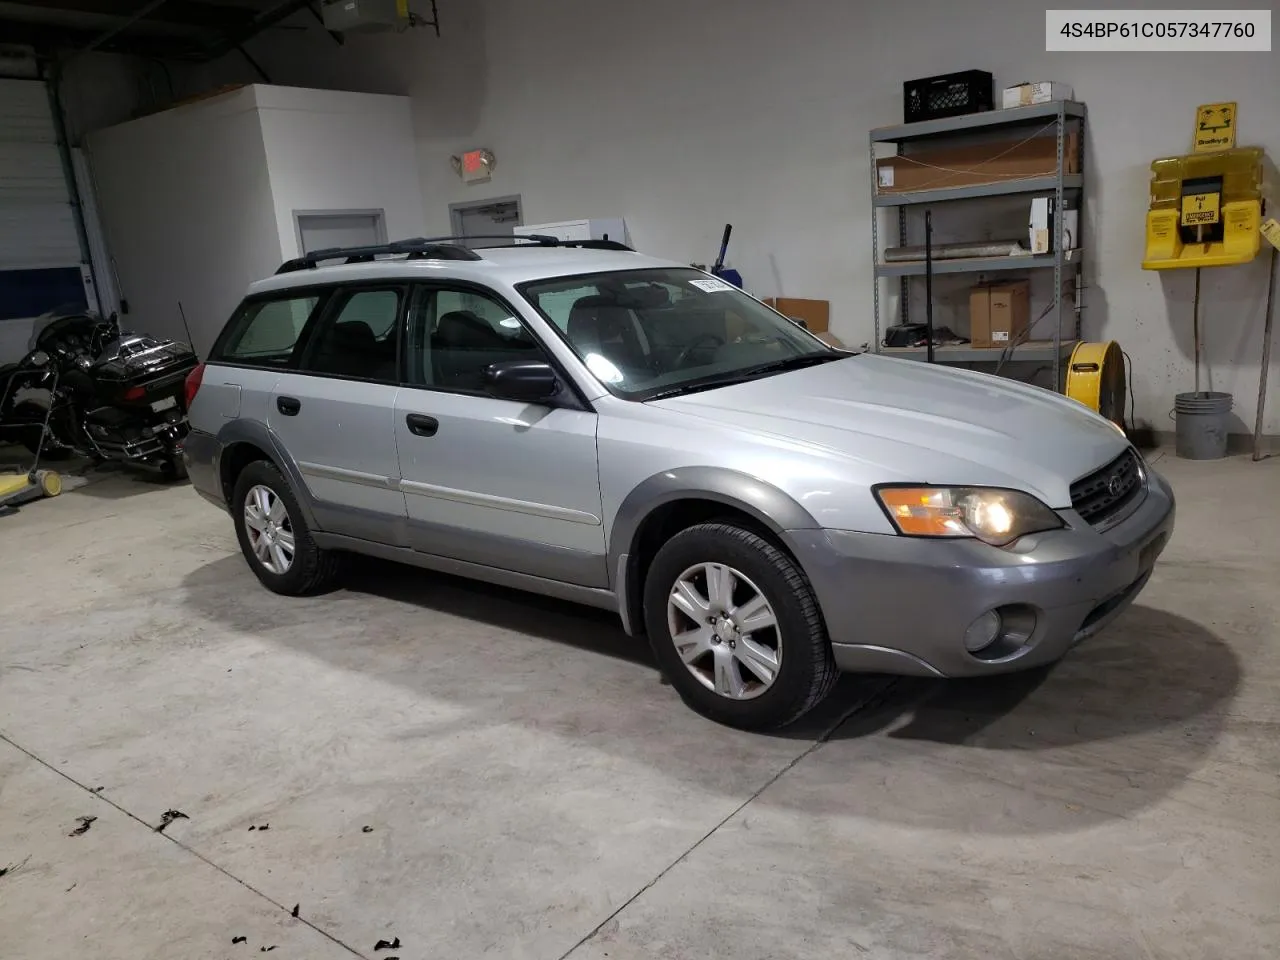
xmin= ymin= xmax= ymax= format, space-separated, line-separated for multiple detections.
xmin=405 ymin=413 xmax=439 ymax=437
xmin=276 ymin=396 xmax=301 ymax=416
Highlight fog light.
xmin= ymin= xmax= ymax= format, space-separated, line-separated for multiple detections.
xmin=963 ymin=610 xmax=1002 ymax=653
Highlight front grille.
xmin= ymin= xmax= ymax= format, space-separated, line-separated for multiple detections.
xmin=1070 ymin=448 xmax=1143 ymax=526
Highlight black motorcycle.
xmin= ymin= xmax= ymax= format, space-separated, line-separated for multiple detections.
xmin=0 ymin=309 xmax=199 ymax=481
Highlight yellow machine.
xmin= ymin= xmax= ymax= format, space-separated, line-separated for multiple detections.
xmin=1142 ymin=146 xmax=1266 ymax=270
xmin=0 ymin=468 xmax=62 ymax=514
xmin=1065 ymin=341 xmax=1126 ymax=428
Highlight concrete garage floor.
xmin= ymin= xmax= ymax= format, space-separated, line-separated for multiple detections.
xmin=0 ymin=449 xmax=1276 ymax=960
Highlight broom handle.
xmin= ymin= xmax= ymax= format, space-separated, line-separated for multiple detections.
xmin=713 ymin=224 xmax=732 ymax=274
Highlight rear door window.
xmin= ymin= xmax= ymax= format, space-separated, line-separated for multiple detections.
xmin=298 ymin=287 xmax=403 ymax=382
xmin=214 ymin=293 xmax=323 ymax=368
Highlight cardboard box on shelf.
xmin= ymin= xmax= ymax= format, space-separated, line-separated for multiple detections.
xmin=1002 ymin=82 xmax=1073 ymax=109
xmin=968 ymin=280 xmax=1029 ymax=347
xmin=989 ymin=280 xmax=1030 ymax=345
xmin=763 ymin=297 xmax=830 ymax=333
xmin=875 ymin=129 xmax=1079 ymax=195
xmin=1029 ymin=196 xmax=1079 ymax=253
xmin=968 ymin=283 xmax=993 ymax=347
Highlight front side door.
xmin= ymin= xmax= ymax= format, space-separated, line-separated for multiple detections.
xmin=392 ymin=283 xmax=606 ymax=587
xmin=267 ymin=284 xmax=408 ymax=544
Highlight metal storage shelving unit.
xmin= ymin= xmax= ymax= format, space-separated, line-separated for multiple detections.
xmin=869 ymin=100 xmax=1087 ymax=388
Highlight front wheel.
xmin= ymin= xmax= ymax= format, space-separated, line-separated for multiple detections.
xmin=643 ymin=521 xmax=838 ymax=730
xmin=12 ymin=401 xmax=75 ymax=461
xmin=231 ymin=460 xmax=342 ymax=595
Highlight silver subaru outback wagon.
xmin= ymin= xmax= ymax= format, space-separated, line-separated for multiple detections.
xmin=183 ymin=236 xmax=1174 ymax=730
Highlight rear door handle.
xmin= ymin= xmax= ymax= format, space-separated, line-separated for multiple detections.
xmin=405 ymin=413 xmax=438 ymax=437
xmin=276 ymin=396 xmax=301 ymax=416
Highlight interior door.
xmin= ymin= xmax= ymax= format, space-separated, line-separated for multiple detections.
xmin=267 ymin=285 xmax=408 ymax=544
xmin=393 ymin=283 xmax=606 ymax=586
xmin=296 ymin=212 xmax=385 ymax=255
xmin=452 ymin=199 xmax=521 ymax=248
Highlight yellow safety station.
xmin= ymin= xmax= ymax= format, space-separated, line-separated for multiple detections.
xmin=1142 ymin=146 xmax=1266 ymax=270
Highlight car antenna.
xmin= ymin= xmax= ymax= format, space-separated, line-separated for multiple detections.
xmin=177 ymin=301 xmax=198 ymax=360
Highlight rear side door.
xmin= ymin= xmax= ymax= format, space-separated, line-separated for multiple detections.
xmin=392 ymin=282 xmax=607 ymax=587
xmin=266 ymin=284 xmax=408 ymax=545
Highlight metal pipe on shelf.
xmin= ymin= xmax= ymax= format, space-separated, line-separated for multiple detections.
xmin=924 ymin=210 xmax=935 ymax=363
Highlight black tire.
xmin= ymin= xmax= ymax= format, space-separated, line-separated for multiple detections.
xmin=12 ymin=401 xmax=74 ymax=461
xmin=642 ymin=521 xmax=838 ymax=731
xmin=160 ymin=452 xmax=188 ymax=482
xmin=231 ymin=459 xmax=342 ymax=596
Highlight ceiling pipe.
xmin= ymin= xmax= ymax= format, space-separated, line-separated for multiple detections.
xmin=75 ymin=0 xmax=173 ymax=56
xmin=200 ymin=0 xmax=313 ymax=61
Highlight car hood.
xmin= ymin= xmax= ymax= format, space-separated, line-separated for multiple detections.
xmin=646 ymin=354 xmax=1129 ymax=508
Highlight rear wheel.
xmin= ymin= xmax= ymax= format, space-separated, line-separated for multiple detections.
xmin=231 ymin=460 xmax=341 ymax=595
xmin=159 ymin=452 xmax=188 ymax=482
xmin=643 ymin=521 xmax=838 ymax=730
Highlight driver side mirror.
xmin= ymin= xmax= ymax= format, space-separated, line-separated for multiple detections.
xmin=483 ymin=359 xmax=560 ymax=403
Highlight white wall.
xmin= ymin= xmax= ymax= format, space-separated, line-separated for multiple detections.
xmin=86 ymin=87 xmax=281 ymax=354
xmin=84 ymin=84 xmax=425 ymax=354
xmin=254 ymin=85 xmax=425 ymax=261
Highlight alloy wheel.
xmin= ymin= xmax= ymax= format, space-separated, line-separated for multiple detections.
xmin=243 ymin=484 xmax=295 ymax=574
xmin=666 ymin=562 xmax=782 ymax=700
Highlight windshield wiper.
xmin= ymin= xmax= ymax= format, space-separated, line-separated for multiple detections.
xmin=737 ymin=352 xmax=844 ymax=377
xmin=643 ymin=352 xmax=843 ymax=401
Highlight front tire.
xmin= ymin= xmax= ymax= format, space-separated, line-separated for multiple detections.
xmin=643 ymin=521 xmax=838 ymax=730
xmin=231 ymin=460 xmax=341 ymax=595
xmin=13 ymin=401 xmax=74 ymax=461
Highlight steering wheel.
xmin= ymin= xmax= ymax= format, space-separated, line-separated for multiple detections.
xmin=673 ymin=332 xmax=725 ymax=368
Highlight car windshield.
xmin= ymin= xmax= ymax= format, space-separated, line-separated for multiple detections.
xmin=517 ymin=267 xmax=847 ymax=401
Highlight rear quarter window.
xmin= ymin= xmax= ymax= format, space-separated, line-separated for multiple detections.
xmin=212 ymin=294 xmax=321 ymax=367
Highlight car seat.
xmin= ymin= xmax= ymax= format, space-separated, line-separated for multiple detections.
xmin=311 ymin=320 xmax=392 ymax=380
xmin=566 ymin=295 xmax=652 ymax=376
xmin=432 ymin=310 xmax=515 ymax=390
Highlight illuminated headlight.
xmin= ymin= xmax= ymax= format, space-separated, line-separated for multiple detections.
xmin=874 ymin=485 xmax=1064 ymax=547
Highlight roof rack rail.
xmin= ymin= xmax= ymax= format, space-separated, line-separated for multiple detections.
xmin=274 ymin=233 xmax=635 ymax=274
xmin=406 ymin=234 xmax=634 ymax=252
xmin=276 ymin=238 xmax=483 ymax=274
xmin=556 ymin=239 xmax=633 ymax=251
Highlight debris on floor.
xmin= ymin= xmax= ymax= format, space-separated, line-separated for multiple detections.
xmin=248 ymin=823 xmax=269 ymax=831
xmin=68 ymin=816 xmax=96 ymax=837
xmin=361 ymin=825 xmax=373 ymax=833
xmin=259 ymin=946 xmax=276 ymax=953
xmin=375 ymin=937 xmax=401 ymax=951
xmin=154 ymin=809 xmax=189 ymax=833
xmin=290 ymin=904 xmax=299 ymax=918
xmin=0 ymin=855 xmax=31 ymax=878
xmin=232 ymin=936 xmax=247 ymax=945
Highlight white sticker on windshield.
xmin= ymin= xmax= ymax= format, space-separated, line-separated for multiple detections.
xmin=690 ymin=277 xmax=734 ymax=293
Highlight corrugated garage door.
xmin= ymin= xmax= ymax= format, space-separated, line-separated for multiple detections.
xmin=0 ymin=77 xmax=87 ymax=325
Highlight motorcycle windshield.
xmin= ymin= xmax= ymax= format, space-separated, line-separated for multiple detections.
xmin=26 ymin=306 xmax=99 ymax=353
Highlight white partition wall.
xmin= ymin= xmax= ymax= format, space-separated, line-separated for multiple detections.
xmin=86 ymin=85 xmax=424 ymax=355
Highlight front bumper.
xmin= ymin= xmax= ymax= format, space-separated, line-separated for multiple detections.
xmin=790 ymin=469 xmax=1176 ymax=678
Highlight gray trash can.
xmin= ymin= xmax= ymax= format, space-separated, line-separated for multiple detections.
xmin=1174 ymin=391 xmax=1232 ymax=460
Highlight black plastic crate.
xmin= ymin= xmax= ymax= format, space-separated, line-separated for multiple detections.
xmin=903 ymin=70 xmax=994 ymax=124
